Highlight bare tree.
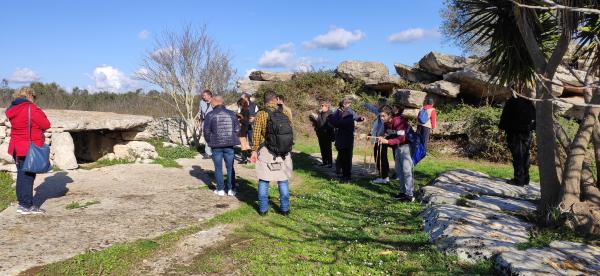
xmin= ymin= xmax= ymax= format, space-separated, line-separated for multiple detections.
xmin=137 ymin=24 xmax=235 ymax=145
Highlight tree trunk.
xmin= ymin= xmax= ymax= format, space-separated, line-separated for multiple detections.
xmin=561 ymin=92 xmax=600 ymax=207
xmin=594 ymin=124 xmax=600 ymax=186
xmin=537 ymin=82 xmax=562 ymax=211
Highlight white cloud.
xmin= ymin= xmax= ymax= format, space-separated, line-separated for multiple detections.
xmin=304 ymin=27 xmax=365 ymax=50
xmin=387 ymin=28 xmax=440 ymax=43
xmin=295 ymin=57 xmax=329 ymax=72
xmin=258 ymin=43 xmax=295 ymax=68
xmin=8 ymin=68 xmax=40 ymax=83
xmin=88 ymin=65 xmax=136 ymax=92
xmin=138 ymin=29 xmax=150 ymax=40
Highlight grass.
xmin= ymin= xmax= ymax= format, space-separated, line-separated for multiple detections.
xmin=516 ymin=227 xmax=583 ymax=250
xmin=0 ymin=172 xmax=15 ymax=212
xmin=65 ymin=200 xmax=100 ymax=210
xmin=31 ymin=150 xmax=519 ymax=275
xmin=148 ymin=139 xmax=198 ymax=168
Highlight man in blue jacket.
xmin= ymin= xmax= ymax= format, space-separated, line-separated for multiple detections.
xmin=203 ymin=96 xmax=241 ymax=196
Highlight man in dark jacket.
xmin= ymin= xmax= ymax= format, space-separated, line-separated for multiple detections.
xmin=328 ymin=98 xmax=365 ymax=182
xmin=309 ymin=100 xmax=334 ymax=167
xmin=498 ymin=96 xmax=536 ymax=186
xmin=203 ymin=96 xmax=241 ymax=196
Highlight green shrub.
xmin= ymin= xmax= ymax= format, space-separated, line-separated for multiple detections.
xmin=0 ymin=172 xmax=15 ymax=212
xmin=150 ymin=139 xmax=197 ymax=160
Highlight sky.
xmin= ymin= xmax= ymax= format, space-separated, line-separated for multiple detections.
xmin=0 ymin=0 xmax=462 ymax=93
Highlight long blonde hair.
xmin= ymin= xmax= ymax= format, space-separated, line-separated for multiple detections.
xmin=12 ymin=87 xmax=36 ymax=101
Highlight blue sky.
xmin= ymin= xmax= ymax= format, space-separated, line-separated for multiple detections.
xmin=0 ymin=0 xmax=461 ymax=92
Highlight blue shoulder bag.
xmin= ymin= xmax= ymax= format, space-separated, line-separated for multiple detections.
xmin=22 ymin=105 xmax=52 ymax=173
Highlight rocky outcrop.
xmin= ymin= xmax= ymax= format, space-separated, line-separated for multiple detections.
xmin=236 ymin=79 xmax=266 ymax=94
xmin=50 ymin=132 xmax=78 ymax=170
xmin=393 ymin=89 xmax=427 ymax=108
xmin=394 ymin=63 xmax=440 ymax=83
xmin=418 ymin=52 xmax=471 ymax=76
xmin=554 ymin=96 xmax=586 ymax=120
xmin=336 ymin=60 xmax=399 ymax=93
xmin=424 ymin=80 xmax=461 ymax=98
xmin=249 ymin=71 xmax=293 ymax=81
xmin=113 ymin=141 xmax=158 ymax=160
xmin=443 ymin=69 xmax=512 ymax=101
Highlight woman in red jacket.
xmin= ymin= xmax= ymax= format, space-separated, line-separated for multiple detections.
xmin=6 ymin=87 xmax=51 ymax=214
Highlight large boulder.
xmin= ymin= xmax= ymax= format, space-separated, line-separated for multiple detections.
xmin=554 ymin=96 xmax=586 ymax=120
xmin=443 ymin=69 xmax=512 ymax=101
xmin=418 ymin=52 xmax=471 ymax=76
xmin=0 ymin=138 xmax=12 ymax=164
xmin=236 ymin=79 xmax=266 ymax=94
xmin=121 ymin=131 xmax=153 ymax=141
xmin=50 ymin=132 xmax=78 ymax=170
xmin=336 ymin=61 xmax=401 ymax=94
xmin=393 ymin=89 xmax=427 ymax=108
xmin=113 ymin=141 xmax=158 ymax=160
xmin=394 ymin=63 xmax=440 ymax=83
xmin=424 ymin=80 xmax=461 ymax=98
xmin=249 ymin=71 xmax=293 ymax=81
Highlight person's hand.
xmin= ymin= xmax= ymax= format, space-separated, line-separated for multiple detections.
xmin=250 ymin=151 xmax=258 ymax=163
xmin=378 ymin=137 xmax=389 ymax=144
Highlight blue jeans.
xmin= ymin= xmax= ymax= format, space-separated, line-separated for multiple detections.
xmin=15 ymin=157 xmax=36 ymax=208
xmin=395 ymin=144 xmax=414 ymax=197
xmin=211 ymin=147 xmax=236 ymax=191
xmin=258 ymin=179 xmax=289 ymax=213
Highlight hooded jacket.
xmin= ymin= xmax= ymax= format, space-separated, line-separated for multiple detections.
xmin=6 ymin=98 xmax=51 ymax=157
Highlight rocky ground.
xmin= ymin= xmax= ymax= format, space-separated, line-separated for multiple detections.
xmin=0 ymin=155 xmax=255 ymax=276
xmin=421 ymin=169 xmax=600 ymax=275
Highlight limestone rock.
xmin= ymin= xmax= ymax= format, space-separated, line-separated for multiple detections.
xmin=424 ymin=80 xmax=461 ymax=98
xmin=418 ymin=52 xmax=470 ymax=76
xmin=394 ymin=63 xmax=440 ymax=83
xmin=50 ymin=132 xmax=78 ymax=170
xmin=495 ymin=241 xmax=600 ymax=275
xmin=422 ymin=204 xmax=532 ymax=263
xmin=113 ymin=141 xmax=158 ymax=160
xmin=443 ymin=69 xmax=512 ymax=101
xmin=336 ymin=61 xmax=399 ymax=93
xmin=432 ymin=121 xmax=468 ymax=136
xmin=420 ymin=169 xmax=540 ymax=206
xmin=393 ymin=89 xmax=427 ymax=108
xmin=554 ymin=96 xmax=585 ymax=120
xmin=249 ymin=71 xmax=293 ymax=81
xmin=0 ymin=126 xmax=6 ymax=138
xmin=236 ymin=79 xmax=266 ymax=94
xmin=144 ymin=118 xmax=190 ymax=145
xmin=121 ymin=131 xmax=153 ymax=141
xmin=0 ymin=138 xmax=13 ymax=164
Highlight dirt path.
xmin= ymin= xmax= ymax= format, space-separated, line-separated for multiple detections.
xmin=0 ymin=155 xmax=255 ymax=276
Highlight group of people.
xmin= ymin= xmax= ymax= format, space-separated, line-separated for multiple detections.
xmin=310 ymin=97 xmax=437 ymax=202
xmin=7 ymin=84 xmax=533 ymax=217
xmin=197 ymin=89 xmax=293 ymax=216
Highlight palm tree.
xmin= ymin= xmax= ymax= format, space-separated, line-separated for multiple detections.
xmin=443 ymin=0 xmax=600 ymax=234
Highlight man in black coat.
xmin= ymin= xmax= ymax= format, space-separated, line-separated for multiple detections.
xmin=309 ymin=100 xmax=334 ymax=167
xmin=498 ymin=96 xmax=536 ymax=186
xmin=328 ymin=98 xmax=365 ymax=182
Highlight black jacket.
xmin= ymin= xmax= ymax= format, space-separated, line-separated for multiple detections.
xmin=311 ymin=110 xmax=334 ymax=137
xmin=328 ymin=110 xmax=357 ymax=150
xmin=499 ymin=97 xmax=536 ymax=133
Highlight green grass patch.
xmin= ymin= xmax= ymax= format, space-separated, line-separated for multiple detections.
xmin=152 ymin=157 xmax=182 ymax=168
xmin=148 ymin=139 xmax=198 ymax=168
xmin=0 ymin=172 xmax=15 ymax=212
xmin=65 ymin=200 xmax=100 ymax=210
xmin=516 ymin=227 xmax=583 ymax=250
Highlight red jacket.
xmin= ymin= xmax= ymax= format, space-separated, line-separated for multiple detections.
xmin=6 ymin=101 xmax=51 ymax=157
xmin=421 ymin=104 xmax=437 ymax=129
xmin=384 ymin=114 xmax=410 ymax=145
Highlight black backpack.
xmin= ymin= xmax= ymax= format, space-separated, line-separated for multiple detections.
xmin=265 ymin=107 xmax=294 ymax=159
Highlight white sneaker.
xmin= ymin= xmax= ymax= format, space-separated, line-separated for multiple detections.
xmin=227 ymin=190 xmax=237 ymax=196
xmin=214 ymin=190 xmax=225 ymax=196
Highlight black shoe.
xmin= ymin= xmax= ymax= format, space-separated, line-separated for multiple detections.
xmin=327 ymin=164 xmax=333 ymax=168
xmin=259 ymin=211 xmax=268 ymax=216
xmin=393 ymin=193 xmax=406 ymax=200
xmin=395 ymin=194 xmax=415 ymax=202
xmin=280 ymin=210 xmax=290 ymax=216
xmin=318 ymin=163 xmax=329 ymax=167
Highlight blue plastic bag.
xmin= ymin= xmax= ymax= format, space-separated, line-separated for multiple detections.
xmin=22 ymin=105 xmax=51 ymax=173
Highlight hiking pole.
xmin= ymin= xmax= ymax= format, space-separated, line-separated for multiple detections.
xmin=360 ymin=133 xmax=369 ymax=171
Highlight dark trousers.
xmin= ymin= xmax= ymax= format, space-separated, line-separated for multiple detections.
xmin=417 ymin=125 xmax=431 ymax=150
xmin=337 ymin=147 xmax=353 ymax=179
xmin=317 ymin=133 xmax=333 ymax=165
xmin=506 ymin=131 xmax=532 ymax=185
xmin=15 ymin=157 xmax=36 ymax=208
xmin=374 ymin=143 xmax=389 ymax=178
